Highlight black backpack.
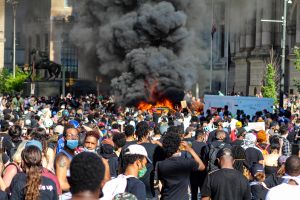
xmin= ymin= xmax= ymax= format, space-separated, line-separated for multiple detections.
xmin=207 ymin=142 xmax=225 ymax=172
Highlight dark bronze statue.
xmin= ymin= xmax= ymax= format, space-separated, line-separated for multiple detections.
xmin=28 ymin=49 xmax=61 ymax=80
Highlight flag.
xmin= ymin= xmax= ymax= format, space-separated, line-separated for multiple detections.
xmin=211 ymin=24 xmax=216 ymax=40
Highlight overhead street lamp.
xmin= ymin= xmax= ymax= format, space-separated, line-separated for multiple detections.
xmin=7 ymin=0 xmax=18 ymax=78
xmin=261 ymin=0 xmax=292 ymax=108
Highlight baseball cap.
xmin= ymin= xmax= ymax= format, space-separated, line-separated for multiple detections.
xmin=278 ymin=155 xmax=288 ymax=165
xmin=236 ymin=121 xmax=242 ymax=128
xmin=98 ymin=122 xmax=106 ymax=127
xmin=25 ymin=119 xmax=32 ymax=127
xmin=26 ymin=140 xmax=43 ymax=151
xmin=69 ymin=120 xmax=80 ymax=129
xmin=113 ymin=192 xmax=137 ymax=200
xmin=54 ymin=125 xmax=64 ymax=135
xmin=124 ymin=144 xmax=152 ymax=163
xmin=43 ymin=118 xmax=53 ymax=128
xmin=250 ymin=163 xmax=265 ymax=176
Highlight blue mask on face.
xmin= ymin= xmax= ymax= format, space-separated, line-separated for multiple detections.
xmin=66 ymin=140 xmax=78 ymax=150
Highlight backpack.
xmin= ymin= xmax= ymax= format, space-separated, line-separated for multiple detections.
xmin=207 ymin=142 xmax=225 ymax=172
xmin=101 ymin=174 xmax=134 ymax=200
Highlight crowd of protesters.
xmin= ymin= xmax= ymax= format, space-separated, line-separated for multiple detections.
xmin=0 ymin=93 xmax=299 ymax=200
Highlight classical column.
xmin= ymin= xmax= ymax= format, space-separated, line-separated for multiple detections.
xmin=274 ymin=0 xmax=283 ymax=47
xmin=246 ymin=15 xmax=255 ymax=50
xmin=296 ymin=2 xmax=300 ymax=45
xmin=261 ymin=0 xmax=272 ymax=49
xmin=240 ymin=19 xmax=246 ymax=51
xmin=0 ymin=1 xmax=5 ymax=70
xmin=255 ymin=0 xmax=262 ymax=48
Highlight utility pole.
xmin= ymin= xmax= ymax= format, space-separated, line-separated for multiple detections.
xmin=261 ymin=0 xmax=292 ymax=108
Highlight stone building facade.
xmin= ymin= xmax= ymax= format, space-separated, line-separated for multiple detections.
xmin=224 ymin=0 xmax=300 ymax=96
xmin=0 ymin=1 xmax=4 ymax=70
xmin=3 ymin=0 xmax=78 ymax=77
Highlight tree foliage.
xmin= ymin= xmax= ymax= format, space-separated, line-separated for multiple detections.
xmin=262 ymin=64 xmax=278 ymax=103
xmin=294 ymin=47 xmax=300 ymax=92
xmin=262 ymin=49 xmax=278 ymax=104
xmin=0 ymin=67 xmax=29 ymax=94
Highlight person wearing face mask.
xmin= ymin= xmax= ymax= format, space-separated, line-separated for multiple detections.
xmin=102 ymin=144 xmax=149 ymax=200
xmin=55 ymin=126 xmax=79 ymax=196
xmin=183 ymin=126 xmax=196 ymax=143
xmin=83 ymin=131 xmax=100 ymax=153
xmin=135 ymin=122 xmax=164 ymax=199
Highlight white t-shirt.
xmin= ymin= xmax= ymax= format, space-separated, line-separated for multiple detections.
xmin=183 ymin=115 xmax=191 ymax=131
xmin=266 ymin=183 xmax=300 ymax=200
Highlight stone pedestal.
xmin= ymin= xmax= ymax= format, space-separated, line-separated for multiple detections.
xmin=248 ymin=58 xmax=265 ymax=96
xmin=23 ymin=80 xmax=62 ymax=97
xmin=234 ymin=57 xmax=249 ymax=95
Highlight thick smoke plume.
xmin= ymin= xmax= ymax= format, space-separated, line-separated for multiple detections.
xmin=71 ymin=0 xmax=211 ymax=105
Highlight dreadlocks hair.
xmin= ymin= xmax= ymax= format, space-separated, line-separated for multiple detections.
xmin=162 ymin=132 xmax=181 ymax=158
xmin=21 ymin=146 xmax=42 ymax=200
xmin=69 ymin=152 xmax=105 ymax=195
xmin=231 ymin=145 xmax=249 ymax=173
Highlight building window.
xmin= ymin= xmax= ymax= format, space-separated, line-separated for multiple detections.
xmin=11 ymin=32 xmax=21 ymax=47
xmin=16 ymin=32 xmax=21 ymax=46
xmin=61 ymin=44 xmax=78 ymax=76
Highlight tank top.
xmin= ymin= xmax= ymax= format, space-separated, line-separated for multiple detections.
xmin=59 ymin=150 xmax=73 ymax=177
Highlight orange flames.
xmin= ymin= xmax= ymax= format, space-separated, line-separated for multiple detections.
xmin=137 ymin=99 xmax=174 ymax=112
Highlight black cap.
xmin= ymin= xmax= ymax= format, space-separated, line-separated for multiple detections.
xmin=216 ymin=148 xmax=232 ymax=159
xmin=250 ymin=163 xmax=264 ymax=176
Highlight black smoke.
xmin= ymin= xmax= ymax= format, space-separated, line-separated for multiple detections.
xmin=71 ymin=0 xmax=209 ymax=105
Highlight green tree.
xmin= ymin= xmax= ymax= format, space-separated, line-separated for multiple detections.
xmin=262 ymin=63 xmax=278 ymax=103
xmin=294 ymin=47 xmax=300 ymax=92
xmin=0 ymin=67 xmax=29 ymax=94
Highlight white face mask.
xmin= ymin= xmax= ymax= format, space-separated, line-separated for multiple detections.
xmin=191 ymin=131 xmax=196 ymax=137
xmin=84 ymin=147 xmax=96 ymax=153
xmin=149 ymin=131 xmax=154 ymax=137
